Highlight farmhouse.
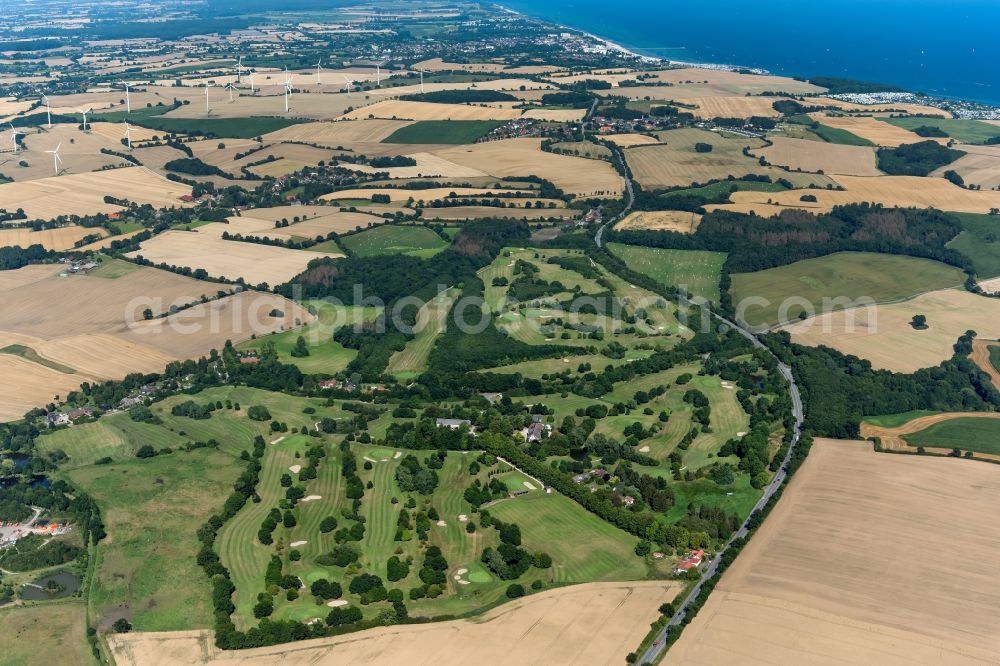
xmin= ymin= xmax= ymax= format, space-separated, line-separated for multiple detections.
xmin=525 ymin=421 xmax=546 ymax=443
xmin=674 ymin=549 xmax=705 ymax=575
xmin=319 ymin=379 xmax=341 ymax=390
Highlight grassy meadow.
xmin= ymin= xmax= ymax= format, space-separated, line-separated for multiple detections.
xmin=383 ymin=120 xmax=503 ymax=144
xmin=903 ymin=417 xmax=1000 ymax=455
xmin=340 ymin=225 xmax=448 ymax=258
xmin=607 ymin=243 xmax=726 ymax=303
xmin=731 ymin=252 xmax=966 ymax=327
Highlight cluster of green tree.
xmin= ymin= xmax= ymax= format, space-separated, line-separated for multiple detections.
xmin=764 ymin=330 xmax=1000 ymax=437
xmin=384 ymin=418 xmax=477 ymax=451
xmin=540 ymin=91 xmax=594 ymax=108
xmin=0 ymin=244 xmax=58 ymax=271
xmin=279 ymin=218 xmax=531 ymax=304
xmin=409 ymin=545 xmax=448 ymax=599
xmin=545 ymin=254 xmax=601 ymax=279
xmin=369 ymin=155 xmax=419 ymax=168
xmin=394 ymin=454 xmax=440 ymax=494
xmin=0 ymin=478 xmax=104 ymax=546
xmin=608 ymin=204 xmax=971 ymax=274
xmin=399 ymin=89 xmax=517 ymax=104
xmin=333 ymin=318 xmax=410 ymax=381
xmin=463 ymin=475 xmax=509 ymax=507
xmin=912 ymin=125 xmax=949 ymax=138
xmin=0 ymin=533 xmax=82 ymax=571
xmin=126 ymin=404 xmax=160 ymax=424
xmin=718 ymin=423 xmax=772 ymax=487
xmin=876 ymin=141 xmax=965 ymax=176
xmin=164 ymin=157 xmax=230 ymax=177
xmin=478 ymin=518 xmax=540 ymax=580
xmin=614 ymin=464 xmax=676 ymax=512
xmin=170 ymin=400 xmax=214 ymax=420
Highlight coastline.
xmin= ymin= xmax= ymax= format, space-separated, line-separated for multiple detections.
xmin=497 ymin=1 xmax=1000 ymax=112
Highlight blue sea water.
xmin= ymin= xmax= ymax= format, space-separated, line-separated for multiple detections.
xmin=502 ymin=0 xmax=1000 ymax=105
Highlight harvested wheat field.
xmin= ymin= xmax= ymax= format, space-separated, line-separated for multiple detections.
xmin=860 ymin=412 xmax=1000 ymax=461
xmin=626 ymin=128 xmax=830 ymax=190
xmin=673 ymin=96 xmax=790 ymax=119
xmin=0 ymin=262 xmax=312 ymax=415
xmin=0 ymin=355 xmax=91 ymax=422
xmin=930 ymin=144 xmax=1000 ymax=190
xmin=808 ymin=113 xmax=949 ymax=147
xmin=322 ymin=186 xmax=534 ymax=204
xmin=781 ymin=288 xmax=1000 ymax=372
xmin=668 ymin=437 xmax=1000 ymax=665
xmin=4 ymin=123 xmax=128 ymax=182
xmin=341 ymin=100 xmax=522 ymax=122
xmin=604 ymin=133 xmax=661 ymax=148
xmin=108 ymin=580 xmax=680 ymax=666
xmin=521 ymin=108 xmax=587 ymax=122
xmin=435 ymin=138 xmax=624 ymax=197
xmin=718 ymin=174 xmax=1000 ymax=215
xmin=0 ymin=167 xmax=190 ymax=220
xmin=414 ymin=58 xmax=505 ymax=73
xmin=158 ymin=92 xmax=364 ymax=121
xmin=340 ymin=152 xmax=487 ymax=179
xmin=264 ymin=119 xmax=414 ymax=146
xmin=87 ymin=121 xmax=160 ymax=145
xmin=615 ymin=210 xmax=701 ymax=233
xmin=972 ymin=339 xmax=1000 ymax=390
xmin=753 ymin=136 xmax=881 ymax=176
xmin=0 ymin=225 xmax=106 ymax=250
xmin=422 ymin=206 xmax=575 ymax=221
xmin=128 ymin=230 xmax=342 ymax=285
xmin=551 ymin=68 xmax=822 ymax=97
xmin=276 ymin=211 xmax=385 ymax=237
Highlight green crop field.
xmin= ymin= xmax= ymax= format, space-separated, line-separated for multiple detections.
xmin=788 ymin=114 xmax=874 ymax=146
xmin=66 ymin=447 xmax=245 ymax=631
xmin=903 ymin=417 xmax=1000 ymax=455
xmin=382 ymin=120 xmax=503 ymax=144
xmin=862 ymin=410 xmax=940 ymax=428
xmin=881 ymin=117 xmax=1000 ymax=145
xmin=990 ymin=346 xmax=1000 ymax=374
xmin=607 ymin=243 xmax=726 ymax=304
xmin=131 ymin=115 xmax=309 ymax=139
xmin=238 ymin=300 xmax=377 ymax=374
xmin=386 ymin=288 xmax=460 ymax=379
xmin=945 ymin=212 xmax=1000 ymax=279
xmin=339 ymin=225 xmax=448 ymax=258
xmin=731 ymin=252 xmax=966 ymax=327
xmin=664 ymin=179 xmax=788 ymax=201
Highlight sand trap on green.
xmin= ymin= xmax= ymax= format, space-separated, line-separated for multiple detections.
xmin=467 ymin=566 xmax=493 ymax=584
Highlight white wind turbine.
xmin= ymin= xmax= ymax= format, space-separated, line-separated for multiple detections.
xmin=79 ymin=107 xmax=92 ymax=131
xmin=119 ymin=82 xmax=132 ymax=114
xmin=8 ymin=124 xmax=24 ymax=154
xmin=123 ymin=123 xmax=132 ymax=149
xmin=376 ymin=62 xmax=381 ymax=87
xmin=41 ymin=94 xmax=52 ymax=128
xmin=283 ymin=69 xmax=293 ymax=113
xmin=342 ymin=74 xmax=355 ymax=97
xmin=414 ymin=68 xmax=428 ymax=94
xmin=235 ymin=54 xmax=245 ymax=83
xmin=225 ymin=81 xmax=236 ymax=102
xmin=315 ymin=59 xmax=323 ymax=85
xmin=45 ymin=142 xmax=63 ymax=175
xmin=203 ymin=82 xmax=214 ymax=114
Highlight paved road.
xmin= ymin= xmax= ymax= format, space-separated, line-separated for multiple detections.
xmin=595 ymin=145 xmax=634 ymax=248
xmin=641 ymin=318 xmax=803 ymax=664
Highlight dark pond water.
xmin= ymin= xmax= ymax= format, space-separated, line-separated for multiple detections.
xmin=20 ymin=571 xmax=81 ymax=601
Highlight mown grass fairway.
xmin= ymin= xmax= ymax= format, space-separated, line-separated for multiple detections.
xmin=607 ymin=243 xmax=726 ymax=303
xmin=0 ymin=602 xmax=92 ymax=666
xmin=945 ymin=212 xmax=1000 ymax=278
xmin=66 ymin=447 xmax=245 ymax=631
xmin=386 ymin=288 xmax=460 ymax=379
xmin=238 ymin=300 xmax=377 ymax=374
xmin=882 ymin=117 xmax=1000 ymax=144
xmin=903 ymin=417 xmax=1000 ymax=455
xmin=731 ymin=252 xmax=966 ymax=327
xmin=339 ymin=225 xmax=448 ymax=257
xmin=382 ymin=120 xmax=503 ymax=144
xmin=490 ymin=493 xmax=645 ymax=583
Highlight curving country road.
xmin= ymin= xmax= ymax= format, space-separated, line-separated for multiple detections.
xmin=592 ymin=210 xmax=806 ymax=664
xmin=637 ymin=314 xmax=804 ymax=665
xmin=595 ymin=144 xmax=634 ymax=248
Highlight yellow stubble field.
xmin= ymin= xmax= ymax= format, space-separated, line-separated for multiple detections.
xmin=668 ymin=438 xmax=1000 ymax=665
xmin=753 ymin=136 xmax=882 ymax=176
xmin=340 ymin=99 xmax=522 ymax=122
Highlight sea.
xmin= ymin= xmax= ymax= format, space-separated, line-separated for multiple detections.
xmin=502 ymin=0 xmax=1000 ymax=106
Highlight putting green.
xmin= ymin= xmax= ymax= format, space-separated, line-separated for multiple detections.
xmin=367 ymin=447 xmax=394 ymax=459
xmin=275 ymin=603 xmax=325 ymax=623
xmin=305 ymin=569 xmax=330 ymax=583
xmin=466 ymin=566 xmax=492 ymax=584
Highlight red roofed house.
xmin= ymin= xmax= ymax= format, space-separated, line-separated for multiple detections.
xmin=674 ymin=549 xmax=705 ymax=575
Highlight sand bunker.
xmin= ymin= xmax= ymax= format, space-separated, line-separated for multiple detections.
xmin=301 ymin=495 xmax=322 ymax=502
xmin=288 ymin=465 xmax=301 ymax=474
xmin=290 ymin=541 xmax=307 ymax=548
